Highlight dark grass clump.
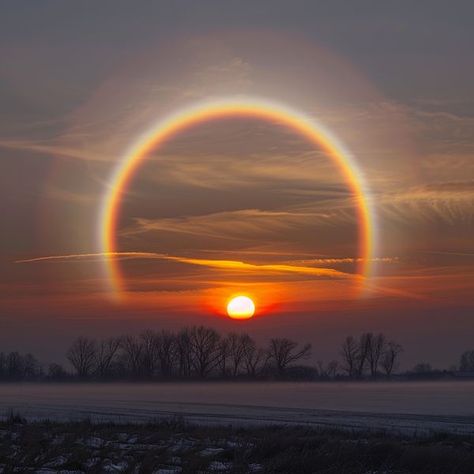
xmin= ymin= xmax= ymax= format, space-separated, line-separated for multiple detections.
xmin=0 ymin=418 xmax=473 ymax=473
xmin=4 ymin=410 xmax=27 ymax=425
xmin=245 ymin=426 xmax=474 ymax=474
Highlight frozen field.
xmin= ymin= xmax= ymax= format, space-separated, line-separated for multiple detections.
xmin=1 ymin=381 xmax=473 ymax=435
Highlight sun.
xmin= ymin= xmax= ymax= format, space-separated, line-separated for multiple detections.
xmin=226 ymin=296 xmax=255 ymax=320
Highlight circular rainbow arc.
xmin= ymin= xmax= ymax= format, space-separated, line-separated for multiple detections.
xmin=98 ymin=97 xmax=377 ymax=296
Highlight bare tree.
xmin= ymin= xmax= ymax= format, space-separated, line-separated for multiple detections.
xmin=267 ymin=338 xmax=312 ymax=375
xmin=327 ymin=360 xmax=339 ymax=378
xmin=217 ymin=337 xmax=230 ymax=377
xmin=412 ymin=362 xmax=432 ymax=374
xmin=227 ymin=333 xmax=249 ymax=377
xmin=460 ymin=350 xmax=474 ymax=372
xmin=0 ymin=352 xmax=41 ymax=380
xmin=381 ymin=341 xmax=403 ymax=376
xmin=340 ymin=336 xmax=359 ymax=377
xmin=325 ymin=360 xmax=339 ymax=379
xmin=23 ymin=353 xmax=41 ymax=378
xmin=242 ymin=336 xmax=266 ymax=377
xmin=120 ymin=335 xmax=144 ymax=378
xmin=367 ymin=333 xmax=386 ymax=377
xmin=7 ymin=352 xmax=24 ymax=379
xmin=0 ymin=352 xmax=6 ymax=378
xmin=140 ymin=330 xmax=160 ymax=378
xmin=95 ymin=337 xmax=121 ymax=378
xmin=156 ymin=330 xmax=177 ymax=377
xmin=318 ymin=360 xmax=339 ymax=378
xmin=189 ymin=326 xmax=221 ymax=378
xmin=48 ymin=363 xmax=68 ymax=380
xmin=66 ymin=337 xmax=97 ymax=378
xmin=176 ymin=328 xmax=192 ymax=377
xmin=355 ymin=333 xmax=371 ymax=377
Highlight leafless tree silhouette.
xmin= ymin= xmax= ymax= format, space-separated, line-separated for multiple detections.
xmin=176 ymin=328 xmax=192 ymax=377
xmin=267 ymin=338 xmax=312 ymax=374
xmin=189 ymin=326 xmax=221 ymax=378
xmin=355 ymin=333 xmax=372 ymax=377
xmin=381 ymin=341 xmax=403 ymax=376
xmin=157 ymin=330 xmax=177 ymax=377
xmin=140 ymin=330 xmax=160 ymax=378
xmin=227 ymin=333 xmax=249 ymax=376
xmin=340 ymin=336 xmax=359 ymax=377
xmin=217 ymin=337 xmax=230 ymax=377
xmin=243 ymin=336 xmax=266 ymax=377
xmin=367 ymin=333 xmax=386 ymax=377
xmin=6 ymin=352 xmax=24 ymax=379
xmin=120 ymin=335 xmax=144 ymax=378
xmin=460 ymin=350 xmax=474 ymax=372
xmin=66 ymin=337 xmax=97 ymax=378
xmin=95 ymin=337 xmax=121 ymax=378
xmin=317 ymin=360 xmax=339 ymax=378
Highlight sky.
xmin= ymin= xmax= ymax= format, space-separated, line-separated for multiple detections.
xmin=0 ymin=1 xmax=473 ymax=368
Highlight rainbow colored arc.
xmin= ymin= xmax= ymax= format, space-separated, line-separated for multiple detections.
xmin=98 ymin=97 xmax=376 ymax=297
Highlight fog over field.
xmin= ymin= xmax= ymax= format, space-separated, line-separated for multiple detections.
xmin=2 ymin=382 xmax=474 ymax=435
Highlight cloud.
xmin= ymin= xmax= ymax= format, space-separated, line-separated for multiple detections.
xmin=0 ymin=139 xmax=109 ymax=162
xmin=15 ymin=251 xmax=358 ymax=280
xmin=146 ymin=150 xmax=341 ymax=191
xmin=120 ymin=206 xmax=357 ymax=245
xmin=376 ymin=181 xmax=474 ymax=225
xmin=292 ymin=257 xmax=398 ymax=265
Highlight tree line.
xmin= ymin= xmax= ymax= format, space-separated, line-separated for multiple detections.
xmin=0 ymin=352 xmax=42 ymax=380
xmin=63 ymin=327 xmax=312 ymax=380
xmin=339 ymin=333 xmax=403 ymax=377
xmin=1 ymin=326 xmax=473 ymax=382
xmin=63 ymin=328 xmax=410 ymax=380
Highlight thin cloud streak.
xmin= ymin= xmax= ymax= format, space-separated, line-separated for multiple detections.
xmin=15 ymin=251 xmax=358 ymax=279
xmin=292 ymin=257 xmax=398 ymax=265
xmin=121 ymin=207 xmax=358 ymax=244
xmin=0 ymin=139 xmax=108 ymax=162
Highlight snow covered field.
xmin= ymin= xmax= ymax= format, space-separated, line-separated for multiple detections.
xmin=1 ymin=381 xmax=473 ymax=435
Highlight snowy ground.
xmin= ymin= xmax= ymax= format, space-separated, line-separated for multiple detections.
xmin=1 ymin=419 xmax=474 ymax=473
xmin=1 ymin=382 xmax=474 ymax=436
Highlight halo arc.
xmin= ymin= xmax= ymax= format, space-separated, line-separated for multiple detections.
xmin=98 ymin=97 xmax=377 ymax=297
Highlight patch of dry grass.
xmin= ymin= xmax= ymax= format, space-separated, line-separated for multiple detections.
xmin=0 ymin=417 xmax=473 ymax=473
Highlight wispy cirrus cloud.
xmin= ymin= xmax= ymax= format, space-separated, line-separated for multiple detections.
xmin=376 ymin=181 xmax=474 ymax=225
xmin=146 ymin=151 xmax=340 ymax=191
xmin=0 ymin=139 xmax=109 ymax=162
xmin=15 ymin=251 xmax=357 ymax=280
xmin=119 ymin=206 xmax=357 ymax=246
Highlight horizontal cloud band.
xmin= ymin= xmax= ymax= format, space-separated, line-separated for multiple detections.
xmin=16 ymin=251 xmax=361 ymax=280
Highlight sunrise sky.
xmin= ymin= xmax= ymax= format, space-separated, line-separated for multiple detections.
xmin=1 ymin=2 xmax=473 ymax=367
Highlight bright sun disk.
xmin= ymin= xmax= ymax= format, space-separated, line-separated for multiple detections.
xmin=226 ymin=296 xmax=255 ymax=319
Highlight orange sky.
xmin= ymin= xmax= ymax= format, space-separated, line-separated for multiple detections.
xmin=0 ymin=4 xmax=473 ymax=368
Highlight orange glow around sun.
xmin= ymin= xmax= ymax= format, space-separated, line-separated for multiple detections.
xmin=226 ymin=296 xmax=255 ymax=319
